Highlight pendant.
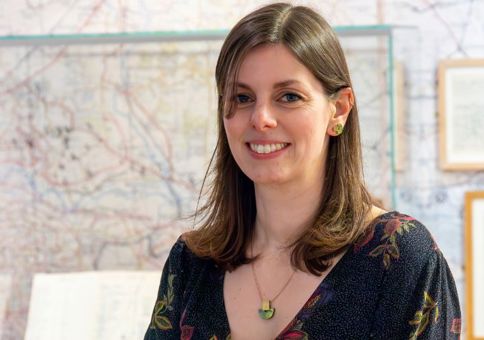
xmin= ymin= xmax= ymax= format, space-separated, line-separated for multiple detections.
xmin=258 ymin=300 xmax=275 ymax=320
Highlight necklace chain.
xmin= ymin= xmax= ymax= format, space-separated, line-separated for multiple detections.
xmin=250 ymin=242 xmax=297 ymax=304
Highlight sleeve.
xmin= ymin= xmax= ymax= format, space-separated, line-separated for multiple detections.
xmin=405 ymin=251 xmax=461 ymax=339
xmin=370 ymin=220 xmax=461 ymax=340
xmin=144 ymin=238 xmax=187 ymax=340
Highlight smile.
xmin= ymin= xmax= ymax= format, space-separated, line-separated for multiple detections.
xmin=249 ymin=143 xmax=289 ymax=154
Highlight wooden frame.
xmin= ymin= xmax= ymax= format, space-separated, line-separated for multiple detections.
xmin=438 ymin=59 xmax=484 ymax=170
xmin=465 ymin=191 xmax=484 ymax=340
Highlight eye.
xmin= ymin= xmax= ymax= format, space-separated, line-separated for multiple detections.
xmin=280 ymin=93 xmax=302 ymax=103
xmin=235 ymin=94 xmax=253 ymax=104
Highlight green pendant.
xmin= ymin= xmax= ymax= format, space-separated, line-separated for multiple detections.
xmin=258 ymin=300 xmax=275 ymax=320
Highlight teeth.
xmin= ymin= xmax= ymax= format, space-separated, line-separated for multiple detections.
xmin=249 ymin=143 xmax=287 ymax=154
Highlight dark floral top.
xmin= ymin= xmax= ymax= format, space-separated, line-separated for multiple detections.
xmin=144 ymin=211 xmax=461 ymax=339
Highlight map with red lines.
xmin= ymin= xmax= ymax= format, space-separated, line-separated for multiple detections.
xmin=0 ymin=35 xmax=393 ymax=339
xmin=0 ymin=40 xmax=221 ymax=339
xmin=4 ymin=1 xmax=482 ymax=339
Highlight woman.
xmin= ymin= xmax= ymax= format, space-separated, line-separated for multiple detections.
xmin=145 ymin=3 xmax=461 ymax=339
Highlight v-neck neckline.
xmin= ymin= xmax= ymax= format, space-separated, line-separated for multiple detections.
xmin=218 ymin=241 xmax=352 ymax=339
xmin=217 ymin=211 xmax=395 ymax=338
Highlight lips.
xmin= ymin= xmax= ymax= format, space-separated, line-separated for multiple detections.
xmin=248 ymin=142 xmax=289 ymax=154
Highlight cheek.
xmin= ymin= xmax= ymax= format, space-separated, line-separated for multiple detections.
xmin=223 ymin=116 xmax=243 ymax=139
xmin=223 ymin=117 xmax=246 ymax=156
xmin=223 ymin=118 xmax=237 ymax=143
xmin=298 ymin=119 xmax=328 ymax=152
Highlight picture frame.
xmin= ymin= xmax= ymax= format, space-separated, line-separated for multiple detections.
xmin=438 ymin=59 xmax=484 ymax=170
xmin=465 ymin=191 xmax=484 ymax=340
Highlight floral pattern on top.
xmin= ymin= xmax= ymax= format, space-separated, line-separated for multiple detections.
xmin=409 ymin=291 xmax=440 ymax=339
xmin=276 ymin=282 xmax=335 ymax=339
xmin=149 ymin=273 xmax=175 ymax=331
xmin=178 ymin=310 xmax=231 ymax=340
xmin=144 ymin=211 xmax=461 ymax=340
xmin=450 ymin=318 xmax=462 ymax=334
xmin=368 ymin=214 xmax=417 ymax=269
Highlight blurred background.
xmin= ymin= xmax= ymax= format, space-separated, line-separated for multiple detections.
xmin=0 ymin=0 xmax=483 ymax=339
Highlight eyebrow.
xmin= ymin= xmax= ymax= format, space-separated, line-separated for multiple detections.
xmin=235 ymin=79 xmax=304 ymax=90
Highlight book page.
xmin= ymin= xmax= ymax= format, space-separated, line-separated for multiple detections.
xmin=25 ymin=271 xmax=161 ymax=340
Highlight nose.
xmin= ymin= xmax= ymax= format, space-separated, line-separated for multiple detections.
xmin=250 ymin=101 xmax=277 ymax=131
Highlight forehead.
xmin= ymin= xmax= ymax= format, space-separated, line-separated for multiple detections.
xmin=236 ymin=43 xmax=323 ymax=92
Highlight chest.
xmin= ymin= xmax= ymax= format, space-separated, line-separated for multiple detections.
xmin=223 ymin=266 xmax=329 ymax=340
xmin=178 ymin=249 xmax=382 ymax=339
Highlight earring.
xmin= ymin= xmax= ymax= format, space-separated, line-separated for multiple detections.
xmin=333 ymin=123 xmax=344 ymax=136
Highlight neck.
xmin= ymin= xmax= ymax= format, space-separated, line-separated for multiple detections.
xmin=252 ymin=178 xmax=323 ymax=255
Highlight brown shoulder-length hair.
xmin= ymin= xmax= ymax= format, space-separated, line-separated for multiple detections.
xmin=184 ymin=2 xmax=373 ymax=275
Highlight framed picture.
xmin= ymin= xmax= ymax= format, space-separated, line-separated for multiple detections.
xmin=438 ymin=59 xmax=484 ymax=170
xmin=465 ymin=191 xmax=484 ymax=340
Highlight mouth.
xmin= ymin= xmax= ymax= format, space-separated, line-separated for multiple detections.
xmin=247 ymin=142 xmax=290 ymax=154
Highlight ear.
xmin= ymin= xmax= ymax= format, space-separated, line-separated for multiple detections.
xmin=326 ymin=87 xmax=354 ymax=136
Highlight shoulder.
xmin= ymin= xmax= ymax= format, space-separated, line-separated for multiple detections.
xmin=166 ymin=234 xmax=189 ymax=260
xmin=165 ymin=233 xmax=216 ymax=275
xmin=167 ymin=233 xmax=199 ymax=264
xmin=353 ymin=211 xmax=439 ymax=270
xmin=357 ymin=214 xmax=462 ymax=338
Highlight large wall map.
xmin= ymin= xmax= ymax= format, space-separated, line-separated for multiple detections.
xmin=0 ymin=40 xmax=222 ymax=339
xmin=1 ymin=1 xmax=483 ymax=339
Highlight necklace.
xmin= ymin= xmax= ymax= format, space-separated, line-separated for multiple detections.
xmin=250 ymin=243 xmax=297 ymax=320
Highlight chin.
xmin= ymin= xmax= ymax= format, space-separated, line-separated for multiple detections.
xmin=246 ymin=172 xmax=287 ymax=185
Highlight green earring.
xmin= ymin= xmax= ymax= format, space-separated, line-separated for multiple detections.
xmin=333 ymin=123 xmax=344 ymax=136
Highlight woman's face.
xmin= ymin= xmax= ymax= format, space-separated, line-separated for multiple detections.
xmin=223 ymin=43 xmax=335 ymax=186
